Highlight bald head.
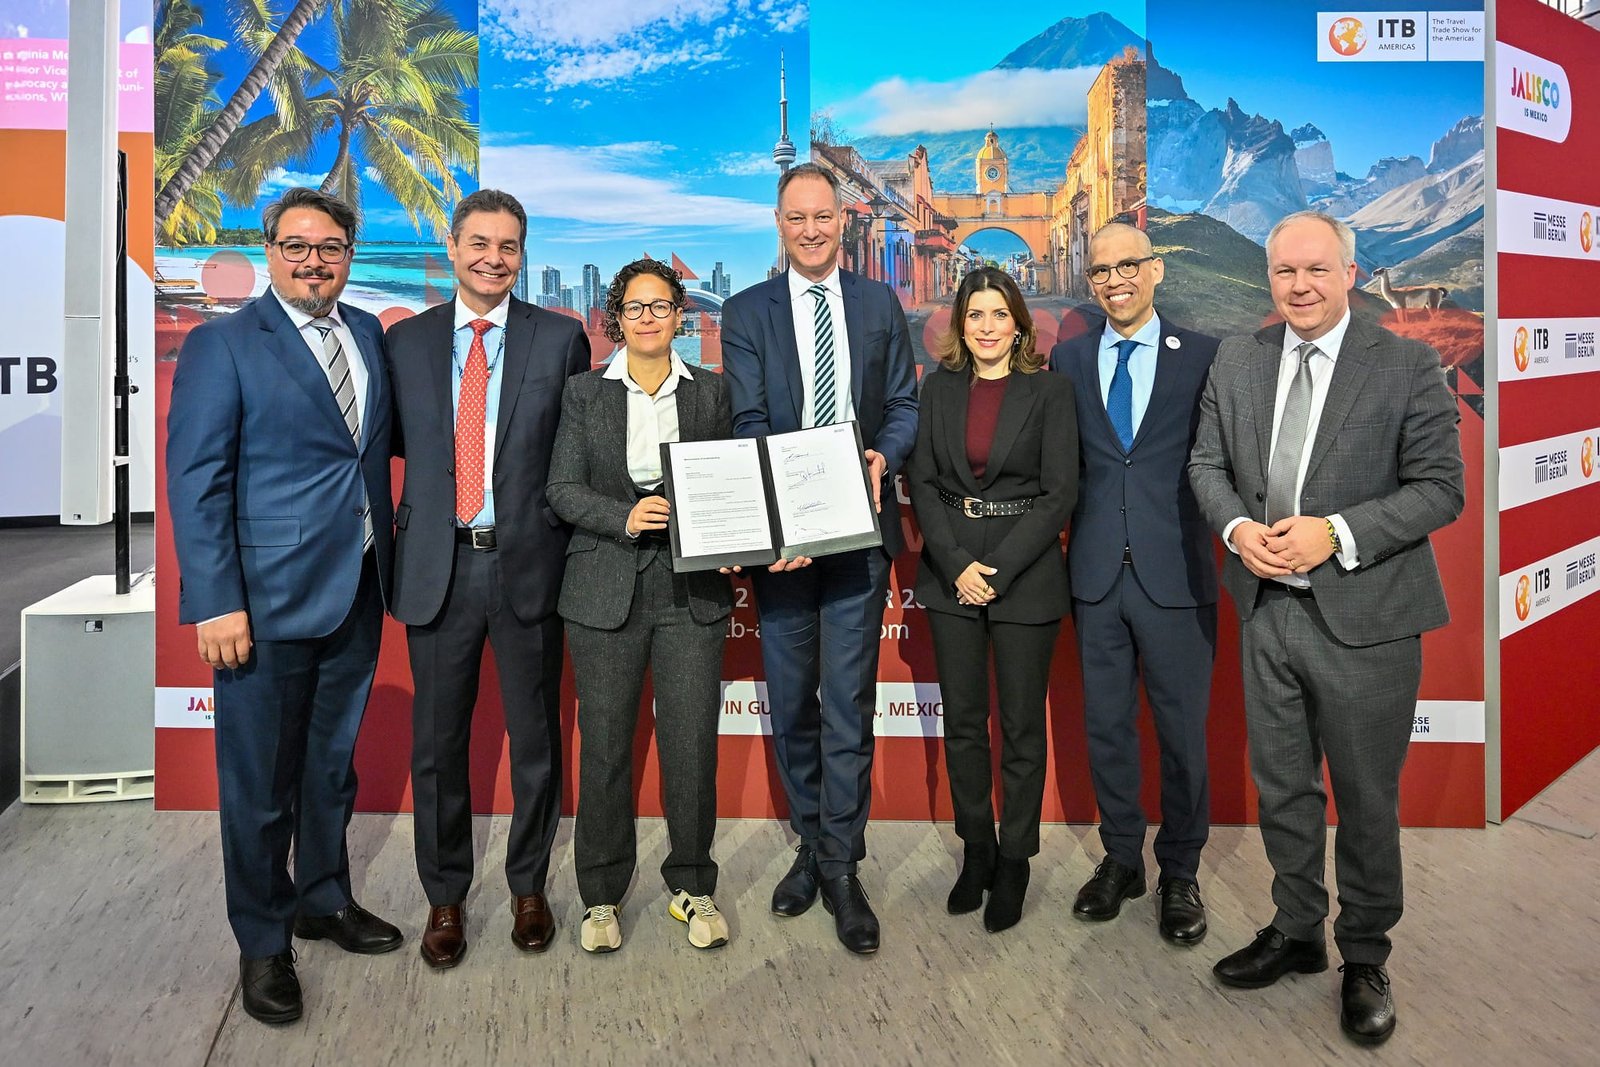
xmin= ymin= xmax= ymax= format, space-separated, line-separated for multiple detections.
xmin=1085 ymin=222 xmax=1162 ymax=337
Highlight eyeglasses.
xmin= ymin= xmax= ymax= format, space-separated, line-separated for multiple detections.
xmin=620 ymin=299 xmax=679 ymax=320
xmin=271 ymin=240 xmax=353 ymax=264
xmin=1085 ymin=256 xmax=1155 ymax=285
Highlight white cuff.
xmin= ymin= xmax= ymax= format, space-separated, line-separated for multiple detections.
xmin=1221 ymin=516 xmax=1249 ymax=555
xmin=1328 ymin=513 xmax=1359 ymax=569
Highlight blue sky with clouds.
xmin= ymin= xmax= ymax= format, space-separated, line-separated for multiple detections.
xmin=812 ymin=3 xmax=1144 ymax=137
xmin=480 ymin=0 xmax=808 ymax=295
xmin=1148 ymin=1 xmax=1485 ymax=175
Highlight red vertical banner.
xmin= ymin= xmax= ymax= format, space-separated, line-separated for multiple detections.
xmin=1492 ymin=0 xmax=1600 ymax=818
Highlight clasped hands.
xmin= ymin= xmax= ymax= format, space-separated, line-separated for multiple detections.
xmin=1231 ymin=515 xmax=1335 ymax=579
xmin=954 ymin=561 xmax=998 ymax=607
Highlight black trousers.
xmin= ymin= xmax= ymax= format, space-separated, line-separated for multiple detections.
xmin=407 ymin=542 xmax=563 ymax=905
xmin=1073 ymin=565 xmax=1216 ymax=881
xmin=566 ymin=554 xmax=726 ymax=906
xmin=927 ymin=607 xmax=1060 ymax=858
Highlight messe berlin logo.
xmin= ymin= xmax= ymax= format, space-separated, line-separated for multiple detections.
xmin=1582 ymin=212 xmax=1594 ymax=253
xmin=1329 ymin=17 xmax=1367 ymax=55
xmin=1514 ymin=326 xmax=1531 ymax=371
xmin=1583 ymin=437 xmax=1595 ymax=479
xmin=1515 ymin=574 xmax=1532 ymax=621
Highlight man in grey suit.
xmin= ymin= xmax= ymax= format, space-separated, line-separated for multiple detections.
xmin=1188 ymin=211 xmax=1463 ymax=1046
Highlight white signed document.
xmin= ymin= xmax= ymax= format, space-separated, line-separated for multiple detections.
xmin=765 ymin=423 xmax=878 ymax=554
xmin=667 ymin=438 xmax=774 ymax=560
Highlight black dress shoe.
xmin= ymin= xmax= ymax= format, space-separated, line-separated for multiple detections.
xmin=947 ymin=839 xmax=997 ymax=915
xmin=1072 ymin=858 xmax=1145 ymax=921
xmin=240 ymin=952 xmax=302 ymax=1025
xmin=982 ymin=856 xmax=1029 ymax=933
xmin=1156 ymin=877 xmax=1207 ymax=945
xmin=771 ymin=845 xmax=821 ymax=917
xmin=1213 ymin=926 xmax=1329 ymax=989
xmin=1340 ymin=963 xmax=1397 ymax=1045
xmin=819 ymin=874 xmax=880 ymax=954
xmin=294 ymin=902 xmax=403 ymax=954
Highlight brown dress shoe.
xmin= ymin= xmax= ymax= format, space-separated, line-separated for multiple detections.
xmin=511 ymin=893 xmax=556 ymax=952
xmin=420 ymin=905 xmax=466 ymax=969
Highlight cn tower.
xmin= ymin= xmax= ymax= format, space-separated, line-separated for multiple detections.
xmin=772 ymin=51 xmax=795 ymax=273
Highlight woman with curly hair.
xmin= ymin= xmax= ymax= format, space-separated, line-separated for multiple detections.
xmin=546 ymin=258 xmax=737 ymax=954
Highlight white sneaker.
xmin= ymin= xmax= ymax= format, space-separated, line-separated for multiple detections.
xmin=669 ymin=890 xmax=730 ymax=949
xmin=580 ymin=904 xmax=622 ymax=953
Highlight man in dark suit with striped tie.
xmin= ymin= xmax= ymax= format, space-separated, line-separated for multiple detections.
xmin=168 ymin=187 xmax=401 ymax=1025
xmin=721 ymin=163 xmax=919 ymax=954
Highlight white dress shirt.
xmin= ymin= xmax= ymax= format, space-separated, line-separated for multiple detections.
xmin=1223 ymin=309 xmax=1360 ymax=587
xmin=604 ymin=348 xmax=693 ymax=489
xmin=270 ymin=287 xmax=369 ymax=437
xmin=787 ymin=267 xmax=855 ymax=427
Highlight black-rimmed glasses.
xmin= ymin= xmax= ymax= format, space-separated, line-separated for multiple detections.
xmin=1085 ymin=256 xmax=1155 ymax=285
xmin=620 ymin=299 xmax=679 ymax=320
xmin=271 ymin=240 xmax=353 ymax=264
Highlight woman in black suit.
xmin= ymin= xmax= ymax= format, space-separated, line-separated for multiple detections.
xmin=546 ymin=259 xmax=734 ymax=954
xmin=908 ymin=266 xmax=1078 ymax=932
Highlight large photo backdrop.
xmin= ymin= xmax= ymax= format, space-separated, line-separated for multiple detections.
xmin=152 ymin=0 xmax=1490 ymax=828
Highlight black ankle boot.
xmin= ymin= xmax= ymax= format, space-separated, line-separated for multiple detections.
xmin=947 ymin=840 xmax=997 ymax=914
xmin=983 ymin=856 xmax=1030 ymax=932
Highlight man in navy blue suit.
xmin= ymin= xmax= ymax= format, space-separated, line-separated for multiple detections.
xmin=167 ymin=188 xmax=400 ymax=1025
xmin=721 ymin=163 xmax=918 ymax=954
xmin=1049 ymin=222 xmax=1219 ymax=945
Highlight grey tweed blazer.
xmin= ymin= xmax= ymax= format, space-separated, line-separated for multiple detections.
xmin=1187 ymin=316 xmax=1465 ymax=647
xmin=546 ymin=363 xmax=735 ymax=630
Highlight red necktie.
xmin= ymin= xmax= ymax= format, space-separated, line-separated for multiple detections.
xmin=454 ymin=318 xmax=494 ymax=523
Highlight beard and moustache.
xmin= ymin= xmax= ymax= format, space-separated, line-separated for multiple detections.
xmin=280 ymin=266 xmax=340 ymax=316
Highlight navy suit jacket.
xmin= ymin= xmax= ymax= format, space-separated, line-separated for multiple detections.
xmin=1049 ymin=314 xmax=1219 ymax=608
xmin=167 ymin=292 xmax=394 ymax=641
xmin=720 ymin=269 xmax=919 ymax=558
xmin=384 ymin=296 xmax=590 ymax=627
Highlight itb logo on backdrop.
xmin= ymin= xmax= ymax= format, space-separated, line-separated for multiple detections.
xmin=1496 ymin=42 xmax=1571 ymax=143
xmin=1319 ymin=12 xmax=1424 ymax=61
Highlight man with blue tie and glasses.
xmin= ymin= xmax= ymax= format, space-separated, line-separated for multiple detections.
xmin=1049 ymin=222 xmax=1220 ymax=947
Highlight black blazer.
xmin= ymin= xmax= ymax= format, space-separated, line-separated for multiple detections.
xmin=1049 ymin=314 xmax=1219 ymax=608
xmin=385 ymin=296 xmax=590 ymax=626
xmin=907 ymin=367 xmax=1078 ymax=623
xmin=546 ymin=364 xmax=734 ymax=630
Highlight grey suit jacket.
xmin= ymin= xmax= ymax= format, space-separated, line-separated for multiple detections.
xmin=1187 ymin=317 xmax=1465 ymax=647
xmin=546 ymin=363 xmax=735 ymax=630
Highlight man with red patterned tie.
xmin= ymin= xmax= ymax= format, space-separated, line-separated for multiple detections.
xmin=385 ymin=190 xmax=590 ymax=968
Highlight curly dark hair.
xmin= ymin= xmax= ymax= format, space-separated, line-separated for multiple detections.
xmin=933 ymin=267 xmax=1042 ymax=374
xmin=602 ymin=258 xmax=687 ymax=343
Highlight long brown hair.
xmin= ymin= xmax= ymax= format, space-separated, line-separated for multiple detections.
xmin=933 ymin=267 xmax=1042 ymax=374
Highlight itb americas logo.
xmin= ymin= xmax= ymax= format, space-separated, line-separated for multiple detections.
xmin=1328 ymin=17 xmax=1367 ymax=55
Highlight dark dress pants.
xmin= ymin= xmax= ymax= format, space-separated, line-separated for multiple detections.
xmin=566 ymin=554 xmax=725 ymax=906
xmin=1073 ymin=564 xmax=1216 ymax=880
xmin=750 ymin=547 xmax=890 ymax=879
xmin=213 ymin=552 xmax=382 ymax=959
xmin=407 ymin=542 xmax=563 ymax=905
xmin=1243 ymin=583 xmax=1419 ymax=966
xmin=927 ymin=607 xmax=1059 ymax=858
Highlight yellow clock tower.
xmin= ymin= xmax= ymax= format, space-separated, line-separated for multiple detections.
xmin=976 ymin=127 xmax=1008 ymax=194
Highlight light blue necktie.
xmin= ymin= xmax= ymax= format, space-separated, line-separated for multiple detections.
xmin=1107 ymin=338 xmax=1137 ymax=450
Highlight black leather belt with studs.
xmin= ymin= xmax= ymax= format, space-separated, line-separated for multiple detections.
xmin=938 ymin=488 xmax=1035 ymax=518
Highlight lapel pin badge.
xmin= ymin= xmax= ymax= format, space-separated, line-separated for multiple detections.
xmin=1165 ymin=335 xmax=1181 ymax=350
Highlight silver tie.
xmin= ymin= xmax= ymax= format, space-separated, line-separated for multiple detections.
xmin=1265 ymin=342 xmax=1317 ymax=525
xmin=809 ymin=284 xmax=836 ymax=426
xmin=311 ymin=319 xmax=372 ymax=551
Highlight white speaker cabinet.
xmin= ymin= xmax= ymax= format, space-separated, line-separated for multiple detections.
xmin=21 ymin=574 xmax=154 ymax=802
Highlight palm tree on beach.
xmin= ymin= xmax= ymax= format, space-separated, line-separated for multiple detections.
xmin=153 ymin=0 xmax=330 ymax=234
xmin=154 ymin=0 xmax=228 ymax=244
xmin=222 ymin=0 xmax=477 ymax=239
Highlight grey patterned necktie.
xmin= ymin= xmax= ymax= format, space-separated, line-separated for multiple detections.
xmin=311 ymin=319 xmax=372 ymax=551
xmin=808 ymin=284 xmax=836 ymax=426
xmin=1265 ymin=342 xmax=1318 ymax=524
